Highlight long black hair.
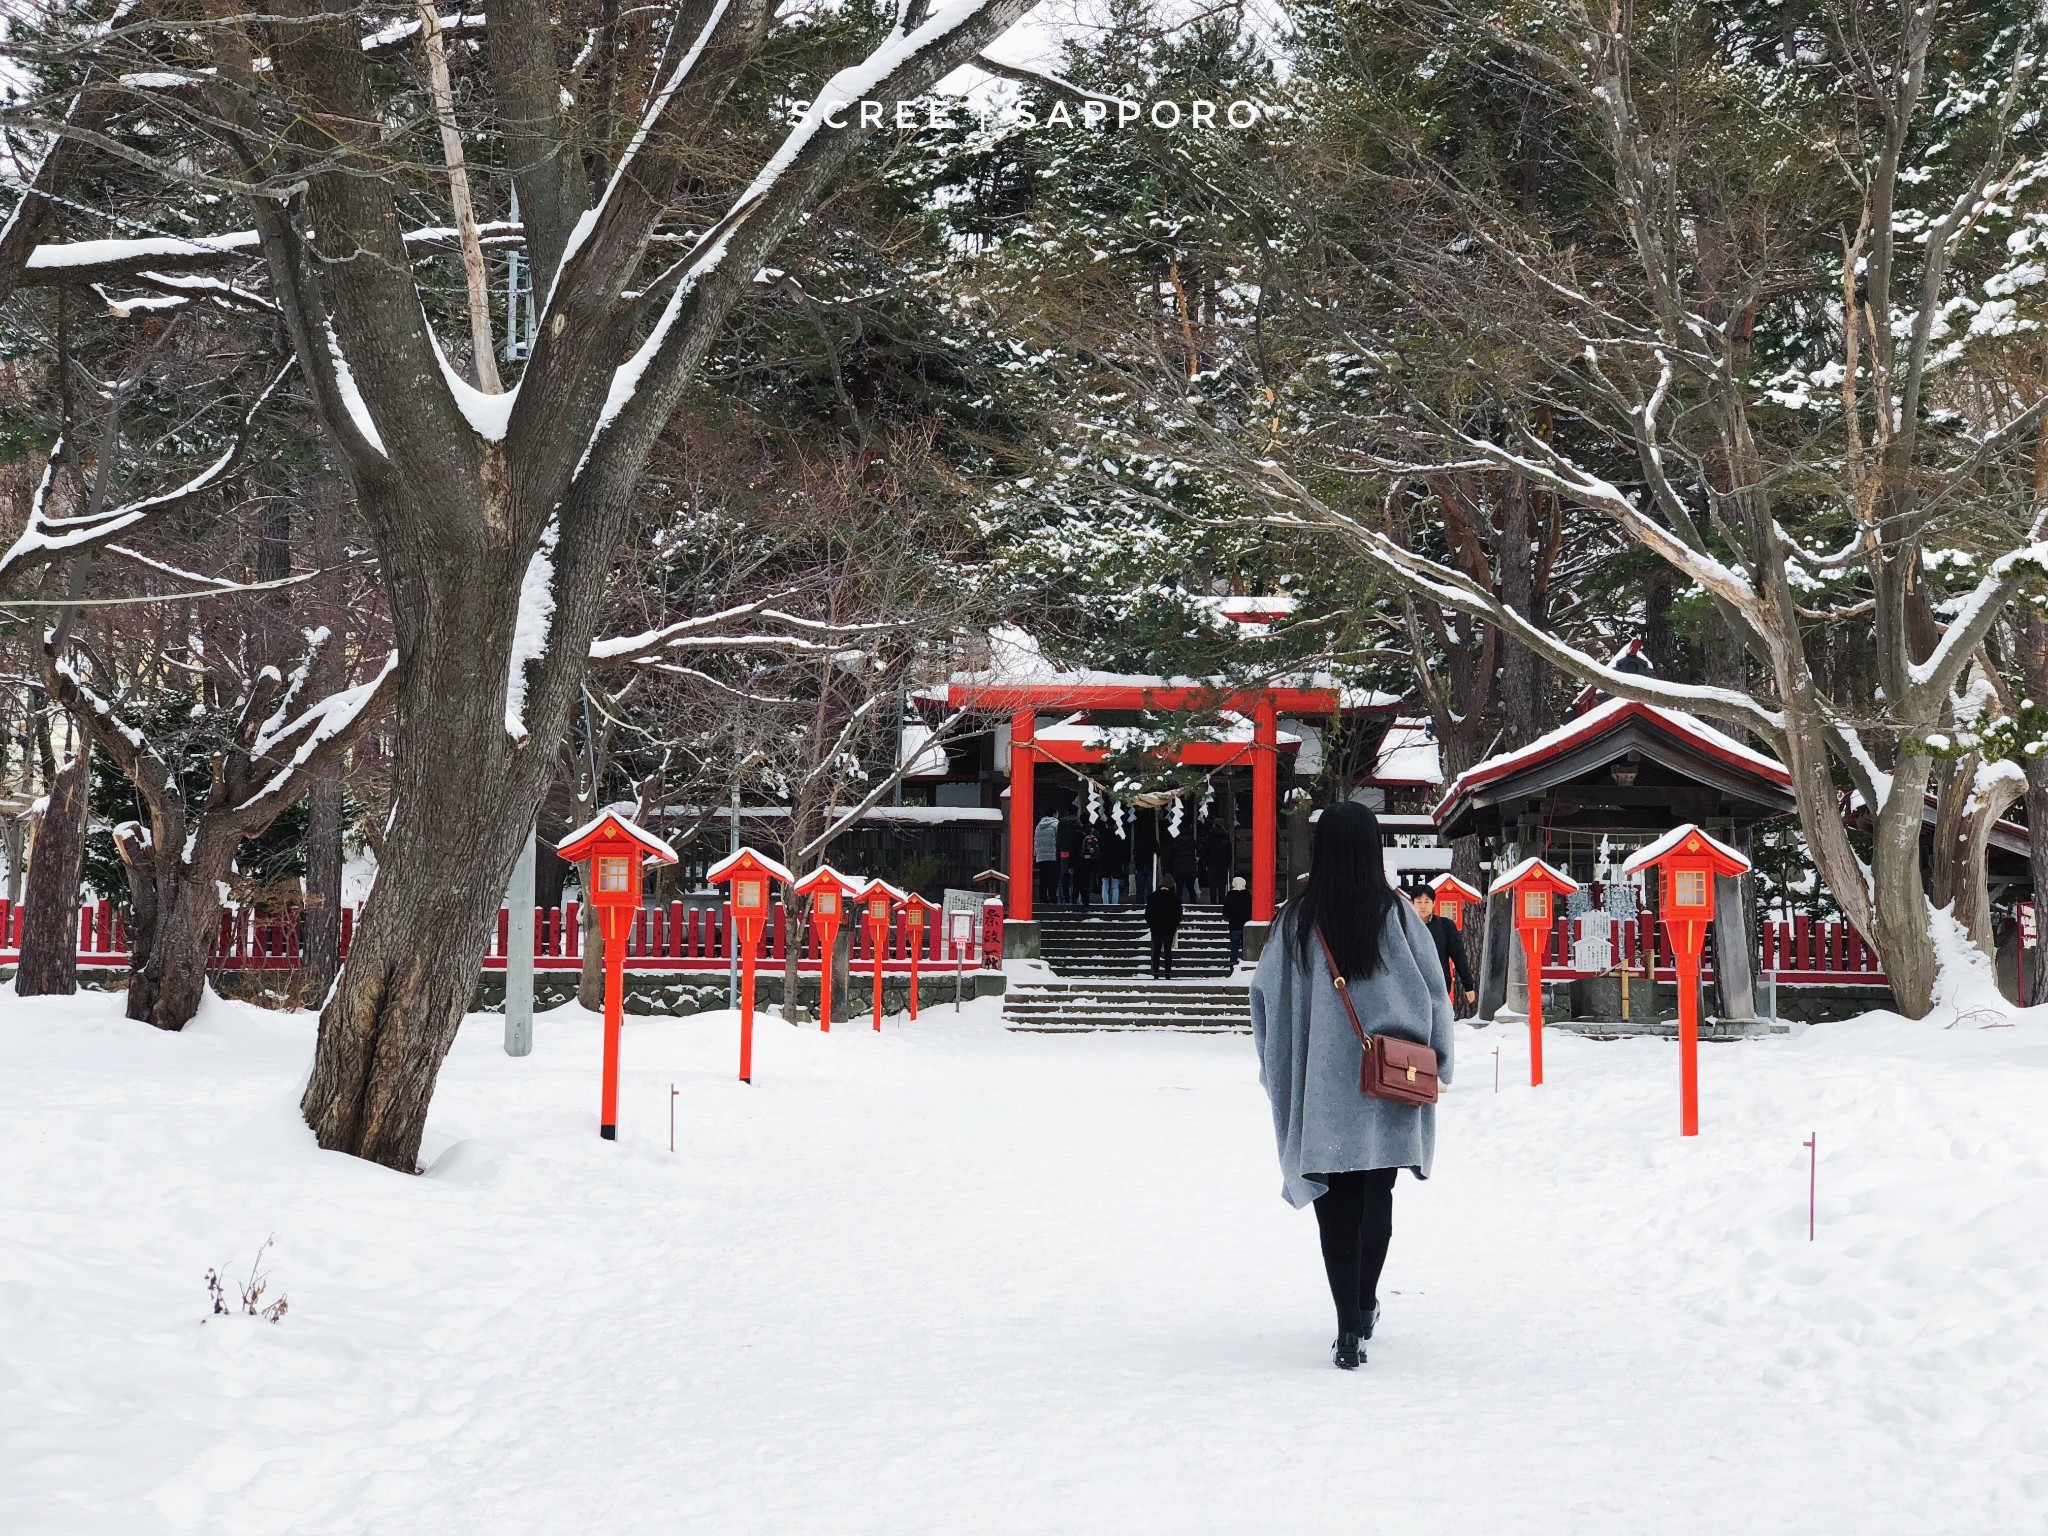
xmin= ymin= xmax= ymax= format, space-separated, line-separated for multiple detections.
xmin=1290 ymin=800 xmax=1400 ymax=982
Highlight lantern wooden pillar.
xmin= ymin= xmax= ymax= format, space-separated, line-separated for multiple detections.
xmin=1009 ymin=712 xmax=1035 ymax=924
xmin=1429 ymin=872 xmax=1483 ymax=931
xmin=1624 ymin=825 xmax=1752 ymax=1136
xmin=901 ymin=894 xmax=939 ymax=1020
xmin=708 ymin=847 xmax=794 ymax=1083
xmin=1493 ymin=858 xmax=1579 ymax=1088
xmin=856 ymin=879 xmax=906 ymax=1030
xmin=556 ymin=812 xmax=679 ymax=1138
xmin=791 ymin=866 xmax=857 ymax=1033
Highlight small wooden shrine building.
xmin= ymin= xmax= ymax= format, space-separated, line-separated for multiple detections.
xmin=1433 ymin=695 xmax=1800 ymax=1023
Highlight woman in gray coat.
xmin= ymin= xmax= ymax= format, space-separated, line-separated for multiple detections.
xmin=1250 ymin=801 xmax=1454 ymax=1369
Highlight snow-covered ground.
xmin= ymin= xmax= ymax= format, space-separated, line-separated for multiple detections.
xmin=3 ymin=988 xmax=2045 ymax=1534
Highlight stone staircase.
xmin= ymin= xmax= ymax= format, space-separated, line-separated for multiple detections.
xmin=1035 ymin=903 xmax=1235 ymax=978
xmin=1006 ymin=902 xmax=1251 ymax=1033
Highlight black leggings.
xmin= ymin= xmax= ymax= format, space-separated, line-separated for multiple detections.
xmin=1311 ymin=1168 xmax=1397 ymax=1336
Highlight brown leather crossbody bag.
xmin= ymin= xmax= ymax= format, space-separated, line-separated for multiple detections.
xmin=1315 ymin=927 xmax=1440 ymax=1107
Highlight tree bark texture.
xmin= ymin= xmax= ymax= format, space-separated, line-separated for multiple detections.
xmin=14 ymin=749 xmax=90 ymax=997
xmin=303 ymin=776 xmax=346 ymax=995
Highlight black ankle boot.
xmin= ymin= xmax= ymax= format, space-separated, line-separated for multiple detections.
xmin=1332 ymin=1332 xmax=1362 ymax=1370
xmin=1361 ymin=1301 xmax=1380 ymax=1341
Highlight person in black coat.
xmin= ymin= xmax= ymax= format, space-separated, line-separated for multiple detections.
xmin=1056 ymin=810 xmax=1082 ymax=903
xmin=1146 ymin=875 xmax=1184 ymax=978
xmin=1223 ymin=874 xmax=1254 ymax=969
xmin=1408 ymin=887 xmax=1475 ymax=1007
xmin=1197 ymin=819 xmax=1233 ymax=902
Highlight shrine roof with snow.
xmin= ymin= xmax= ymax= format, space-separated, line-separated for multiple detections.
xmin=943 ymin=626 xmax=1400 ymax=715
xmin=1432 ymin=697 xmax=1799 ymax=842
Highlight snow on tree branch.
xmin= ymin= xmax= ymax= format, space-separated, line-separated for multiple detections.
xmin=236 ymin=652 xmax=399 ymax=815
xmin=1252 ymin=460 xmax=1787 ymax=738
xmin=0 ymin=361 xmax=293 ymax=585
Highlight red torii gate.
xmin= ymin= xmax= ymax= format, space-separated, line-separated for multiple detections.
xmin=943 ymin=677 xmax=1344 ymax=933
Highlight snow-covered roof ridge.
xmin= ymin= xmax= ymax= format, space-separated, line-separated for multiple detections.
xmin=560 ymin=811 xmax=681 ymax=864
xmin=1621 ymin=824 xmax=1751 ymax=875
xmin=1434 ymin=696 xmax=1792 ymax=824
xmin=951 ymin=627 xmax=1400 ymax=706
xmin=1371 ymin=718 xmax=1443 ymax=785
xmin=1491 ymin=855 xmax=1578 ymax=892
xmin=705 ymin=846 xmax=791 ymax=883
xmin=854 ymin=876 xmax=909 ymax=903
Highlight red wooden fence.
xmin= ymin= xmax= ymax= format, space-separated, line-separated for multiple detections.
xmin=1535 ymin=911 xmax=1887 ymax=986
xmin=0 ymin=898 xmax=1000 ymax=975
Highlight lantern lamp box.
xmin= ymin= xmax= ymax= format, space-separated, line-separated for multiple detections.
xmin=793 ymin=864 xmax=858 ymax=905
xmin=1428 ymin=872 xmax=1484 ymax=925
xmin=855 ymin=878 xmax=907 ymax=917
xmin=556 ymin=812 xmax=680 ymax=904
xmin=1620 ymin=823 xmax=1752 ymax=884
xmin=1492 ymin=856 xmax=1579 ymax=923
xmin=706 ymin=847 xmax=796 ymax=888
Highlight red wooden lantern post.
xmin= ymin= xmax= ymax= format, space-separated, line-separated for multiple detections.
xmin=1623 ymin=825 xmax=1752 ymax=1137
xmin=791 ymin=865 xmax=858 ymax=1033
xmin=900 ymin=894 xmax=939 ymax=1020
xmin=1492 ymin=857 xmax=1579 ymax=1088
xmin=708 ymin=847 xmax=794 ymax=1083
xmin=556 ymin=811 xmax=678 ymax=1139
xmin=856 ymin=878 xmax=905 ymax=1030
xmin=1429 ymin=872 xmax=1483 ymax=931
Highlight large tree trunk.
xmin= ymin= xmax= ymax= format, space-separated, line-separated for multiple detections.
xmin=1868 ymin=750 xmax=1942 ymax=1017
xmin=300 ymin=549 xmax=544 ymax=1172
xmin=14 ymin=748 xmax=90 ymax=997
xmin=2021 ymin=615 xmax=2048 ymax=1000
xmin=124 ymin=860 xmax=229 ymax=1030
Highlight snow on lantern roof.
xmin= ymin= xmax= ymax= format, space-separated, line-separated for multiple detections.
xmin=1371 ymin=717 xmax=1443 ymax=785
xmin=1491 ymin=855 xmax=1579 ymax=893
xmin=1621 ymin=823 xmax=1751 ymax=876
xmin=557 ymin=810 xmax=679 ymax=864
xmin=791 ymin=864 xmax=859 ymax=894
xmin=1430 ymin=872 xmax=1483 ymax=902
xmin=706 ymin=846 xmax=793 ymax=884
xmin=854 ymin=877 xmax=907 ymax=904
xmin=1434 ymin=696 xmax=1792 ymax=823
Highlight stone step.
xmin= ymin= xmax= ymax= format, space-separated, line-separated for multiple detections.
xmin=1007 ymin=1022 xmax=1251 ymax=1034
xmin=1004 ymin=974 xmax=1252 ymax=1032
xmin=1007 ymin=1003 xmax=1245 ymax=1015
xmin=1009 ymin=985 xmax=1249 ymax=1000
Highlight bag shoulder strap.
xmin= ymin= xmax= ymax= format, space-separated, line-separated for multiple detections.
xmin=1313 ymin=926 xmax=1371 ymax=1050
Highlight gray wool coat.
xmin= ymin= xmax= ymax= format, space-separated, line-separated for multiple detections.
xmin=1249 ymin=901 xmax=1456 ymax=1208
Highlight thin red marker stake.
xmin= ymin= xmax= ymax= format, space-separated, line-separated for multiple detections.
xmin=1804 ymin=1132 xmax=1817 ymax=1241
xmin=670 ymin=1084 xmax=678 ymax=1154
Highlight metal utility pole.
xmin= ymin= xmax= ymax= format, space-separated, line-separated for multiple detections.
xmin=504 ymin=826 xmax=536 ymax=1056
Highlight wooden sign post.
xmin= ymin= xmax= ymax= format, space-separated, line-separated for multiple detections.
xmin=856 ymin=878 xmax=905 ymax=1030
xmin=1493 ymin=857 xmax=1579 ymax=1088
xmin=949 ymin=908 xmax=975 ymax=1010
xmin=556 ymin=811 xmax=678 ymax=1139
xmin=708 ymin=847 xmax=794 ymax=1083
xmin=1624 ymin=825 xmax=1751 ymax=1136
xmin=791 ymin=865 xmax=858 ymax=1033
